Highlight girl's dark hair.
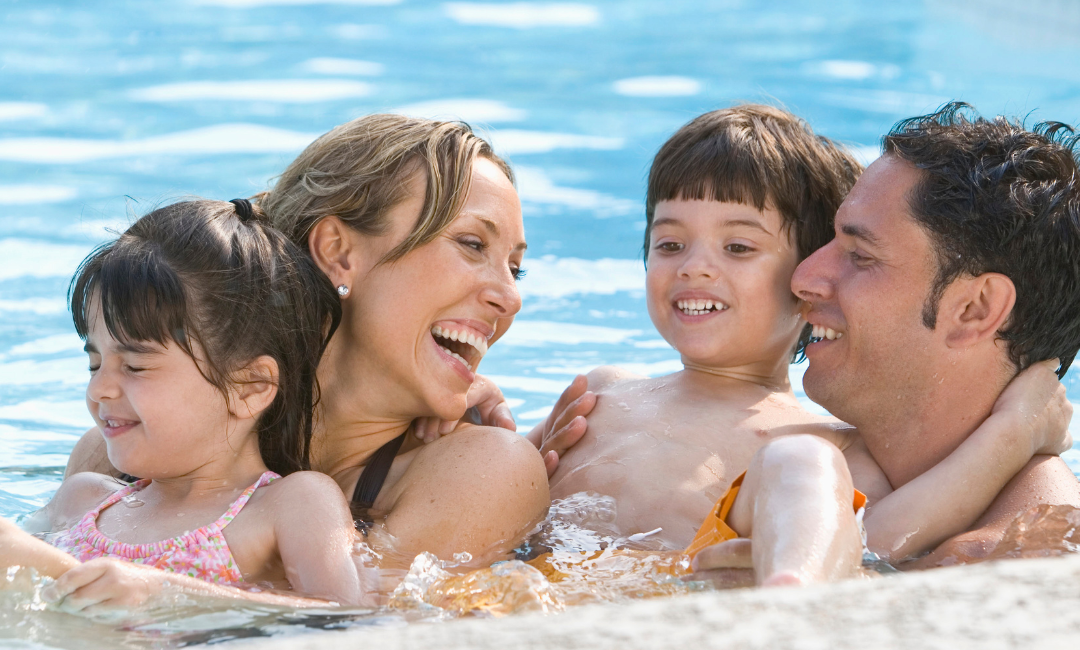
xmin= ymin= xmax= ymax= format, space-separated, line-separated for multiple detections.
xmin=69 ymin=199 xmax=342 ymax=475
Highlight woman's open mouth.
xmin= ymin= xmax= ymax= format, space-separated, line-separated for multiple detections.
xmin=430 ymin=324 xmax=488 ymax=374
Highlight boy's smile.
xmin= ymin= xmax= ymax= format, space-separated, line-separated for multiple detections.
xmin=646 ymin=199 xmax=804 ymax=379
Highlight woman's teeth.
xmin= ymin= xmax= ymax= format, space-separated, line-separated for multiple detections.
xmin=676 ymin=299 xmax=728 ymax=316
xmin=431 ymin=325 xmax=489 ymax=355
xmin=810 ymin=324 xmax=843 ymax=341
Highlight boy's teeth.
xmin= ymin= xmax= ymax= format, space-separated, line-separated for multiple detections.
xmin=676 ymin=299 xmax=727 ymax=314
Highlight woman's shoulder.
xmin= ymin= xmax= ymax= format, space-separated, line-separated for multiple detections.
xmin=49 ymin=472 xmax=127 ymax=530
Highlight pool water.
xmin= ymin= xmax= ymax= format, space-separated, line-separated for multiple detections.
xmin=1 ymin=0 xmax=1080 ymax=642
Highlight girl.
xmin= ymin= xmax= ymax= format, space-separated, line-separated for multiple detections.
xmin=36 ymin=198 xmax=368 ymax=611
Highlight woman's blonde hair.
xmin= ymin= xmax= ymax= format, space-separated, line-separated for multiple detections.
xmin=256 ymin=114 xmax=514 ymax=261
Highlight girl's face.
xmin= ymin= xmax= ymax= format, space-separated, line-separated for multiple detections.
xmin=646 ymin=199 xmax=805 ymax=376
xmin=84 ymin=303 xmax=250 ymax=479
xmin=336 ymin=158 xmax=525 ymax=421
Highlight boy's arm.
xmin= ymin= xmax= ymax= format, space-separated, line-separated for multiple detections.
xmin=861 ymin=360 xmax=1072 ymax=561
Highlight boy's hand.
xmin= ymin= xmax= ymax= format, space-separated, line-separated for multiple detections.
xmin=413 ymin=375 xmax=517 ymax=443
xmin=45 ymin=558 xmax=165 ymax=614
xmin=533 ymin=375 xmax=597 ymax=477
xmin=991 ymin=359 xmax=1073 ymax=457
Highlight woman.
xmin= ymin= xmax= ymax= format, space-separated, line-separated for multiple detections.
xmin=59 ymin=114 xmax=587 ymax=569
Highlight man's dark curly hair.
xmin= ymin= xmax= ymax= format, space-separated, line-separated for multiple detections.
xmin=884 ymin=102 xmax=1080 ymax=378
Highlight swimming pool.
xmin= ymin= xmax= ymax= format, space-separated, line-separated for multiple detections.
xmin=1 ymin=0 xmax=1079 ymax=639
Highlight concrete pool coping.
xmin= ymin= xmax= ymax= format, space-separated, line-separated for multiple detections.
xmin=230 ymin=554 xmax=1080 ymax=650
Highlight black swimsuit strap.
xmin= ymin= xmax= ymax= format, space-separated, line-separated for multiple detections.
xmin=351 ymin=433 xmax=406 ymax=532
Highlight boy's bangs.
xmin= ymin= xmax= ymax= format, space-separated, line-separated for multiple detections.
xmin=70 ymin=241 xmax=190 ymax=350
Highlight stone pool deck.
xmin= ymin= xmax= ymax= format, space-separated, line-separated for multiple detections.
xmin=236 ymin=554 xmax=1080 ymax=650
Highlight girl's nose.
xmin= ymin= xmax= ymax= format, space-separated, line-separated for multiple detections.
xmin=86 ymin=366 xmax=121 ymax=403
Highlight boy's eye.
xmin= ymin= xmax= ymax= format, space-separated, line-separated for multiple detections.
xmin=123 ymin=364 xmax=146 ymax=373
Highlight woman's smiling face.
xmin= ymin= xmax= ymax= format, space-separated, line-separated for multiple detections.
xmin=335 ymin=157 xmax=525 ymax=421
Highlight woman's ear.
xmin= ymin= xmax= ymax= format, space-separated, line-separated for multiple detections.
xmin=308 ymin=216 xmax=356 ymax=288
xmin=232 ymin=355 xmax=280 ymax=421
xmin=942 ymin=272 xmax=1016 ymax=349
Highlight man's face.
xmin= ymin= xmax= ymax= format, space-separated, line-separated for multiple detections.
xmin=791 ymin=155 xmax=944 ymax=425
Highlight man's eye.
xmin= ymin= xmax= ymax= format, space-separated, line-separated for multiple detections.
xmin=849 ymin=250 xmax=872 ymax=265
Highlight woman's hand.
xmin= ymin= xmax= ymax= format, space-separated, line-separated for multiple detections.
xmin=413 ymin=375 xmax=517 ymax=444
xmin=991 ymin=359 xmax=1073 ymax=457
xmin=45 ymin=558 xmax=165 ymax=614
xmin=527 ymin=375 xmax=597 ymax=478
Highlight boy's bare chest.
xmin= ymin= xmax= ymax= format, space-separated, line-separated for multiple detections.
xmin=548 ymin=384 xmax=777 ymax=548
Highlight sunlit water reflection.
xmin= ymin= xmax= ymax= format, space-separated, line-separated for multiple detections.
xmin=2 ymin=0 xmax=1080 ymax=645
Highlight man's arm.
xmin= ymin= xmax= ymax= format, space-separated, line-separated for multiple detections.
xmin=906 ymin=455 xmax=1080 ymax=568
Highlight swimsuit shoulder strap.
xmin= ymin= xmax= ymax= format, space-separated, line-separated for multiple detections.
xmin=89 ymin=478 xmax=151 ymax=518
xmin=211 ymin=471 xmax=281 ymax=531
xmin=351 ymin=433 xmax=406 ymax=532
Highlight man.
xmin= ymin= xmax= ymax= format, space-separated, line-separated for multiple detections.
xmin=695 ymin=102 xmax=1080 ymax=583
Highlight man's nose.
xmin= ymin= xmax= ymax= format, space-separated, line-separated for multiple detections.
xmin=792 ymin=242 xmax=835 ymax=302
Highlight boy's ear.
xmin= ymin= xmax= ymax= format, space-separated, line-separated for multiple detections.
xmin=308 ymin=216 xmax=357 ymax=288
xmin=941 ymin=272 xmax=1016 ymax=349
xmin=232 ymin=355 xmax=279 ymax=421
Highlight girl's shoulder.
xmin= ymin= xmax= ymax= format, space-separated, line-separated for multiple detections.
xmin=49 ymin=472 xmax=128 ymax=531
xmin=250 ymin=471 xmax=352 ymax=523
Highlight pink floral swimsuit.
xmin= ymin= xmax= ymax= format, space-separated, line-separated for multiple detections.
xmin=51 ymin=471 xmax=279 ymax=584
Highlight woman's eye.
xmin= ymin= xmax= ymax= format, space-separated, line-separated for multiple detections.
xmin=460 ymin=237 xmax=486 ymax=252
xmin=512 ymin=266 xmax=527 ymax=281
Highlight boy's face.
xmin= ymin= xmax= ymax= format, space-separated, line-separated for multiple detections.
xmin=646 ymin=200 xmax=804 ymax=373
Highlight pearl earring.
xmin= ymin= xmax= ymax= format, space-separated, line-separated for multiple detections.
xmin=337 ymin=284 xmax=350 ymax=297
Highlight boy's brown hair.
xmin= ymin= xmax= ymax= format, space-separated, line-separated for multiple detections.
xmin=645 ymin=104 xmax=861 ymax=263
xmin=645 ymin=104 xmax=863 ymax=359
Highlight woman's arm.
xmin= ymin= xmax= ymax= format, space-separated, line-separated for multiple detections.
xmin=862 ymin=360 xmax=1072 ymax=561
xmin=63 ymin=428 xmax=119 ymax=479
xmin=377 ymin=426 xmax=549 ymax=568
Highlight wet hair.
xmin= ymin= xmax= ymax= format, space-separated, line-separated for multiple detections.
xmin=645 ymin=104 xmax=863 ymax=359
xmin=255 ymin=113 xmax=513 ymax=261
xmin=69 ymin=199 xmax=342 ymax=475
xmin=884 ymin=101 xmax=1080 ymax=377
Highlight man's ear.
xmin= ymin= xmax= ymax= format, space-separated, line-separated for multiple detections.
xmin=941 ymin=273 xmax=1016 ymax=348
xmin=308 ymin=216 xmax=357 ymax=288
xmin=232 ymin=355 xmax=280 ymax=421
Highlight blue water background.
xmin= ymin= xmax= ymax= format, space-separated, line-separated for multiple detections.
xmin=2 ymin=0 xmax=1079 ymax=519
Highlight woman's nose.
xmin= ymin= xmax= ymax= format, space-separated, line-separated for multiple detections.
xmin=792 ymin=243 xmax=836 ymax=303
xmin=482 ymin=266 xmax=523 ymax=317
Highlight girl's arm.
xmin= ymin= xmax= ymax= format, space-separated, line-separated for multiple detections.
xmin=269 ymin=471 xmax=375 ymax=606
xmin=0 ymin=518 xmax=78 ymax=579
xmin=861 ymin=360 xmax=1072 ymax=561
